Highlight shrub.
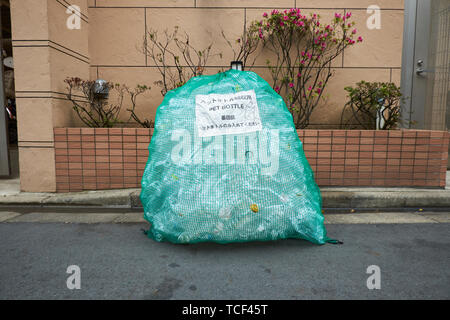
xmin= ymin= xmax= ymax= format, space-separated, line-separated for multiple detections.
xmin=340 ymin=81 xmax=403 ymax=130
xmin=251 ymin=9 xmax=363 ymax=128
xmin=143 ymin=26 xmax=221 ymax=96
xmin=64 ymin=77 xmax=150 ymax=128
xmin=221 ymin=27 xmax=260 ymax=70
xmin=124 ymin=84 xmax=153 ymax=128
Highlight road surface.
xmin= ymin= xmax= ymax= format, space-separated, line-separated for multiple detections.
xmin=0 ymin=213 xmax=449 ymax=299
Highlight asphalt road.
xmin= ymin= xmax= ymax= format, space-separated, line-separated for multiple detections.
xmin=0 ymin=222 xmax=449 ymax=299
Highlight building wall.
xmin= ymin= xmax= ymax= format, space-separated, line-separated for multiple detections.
xmin=11 ymin=0 xmax=89 ymax=191
xmin=88 ymin=0 xmax=404 ymax=128
xmin=10 ymin=0 xmax=404 ymax=192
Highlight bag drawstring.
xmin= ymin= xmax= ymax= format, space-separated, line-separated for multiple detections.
xmin=326 ymin=238 xmax=344 ymax=245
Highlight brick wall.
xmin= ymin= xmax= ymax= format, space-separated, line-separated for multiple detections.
xmin=299 ymin=129 xmax=449 ymax=188
xmin=54 ymin=128 xmax=150 ymax=192
xmin=54 ymin=128 xmax=449 ymax=192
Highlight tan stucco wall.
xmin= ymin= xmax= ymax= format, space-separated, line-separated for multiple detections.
xmin=10 ymin=0 xmax=404 ymax=191
xmin=11 ymin=0 xmax=89 ymax=191
xmin=89 ymin=0 xmax=404 ymax=128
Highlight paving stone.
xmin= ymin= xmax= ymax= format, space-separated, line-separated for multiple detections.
xmin=113 ymin=213 xmax=147 ymax=223
xmin=324 ymin=212 xmax=439 ymax=224
xmin=0 ymin=212 xmax=22 ymax=222
xmin=8 ymin=212 xmax=122 ymax=223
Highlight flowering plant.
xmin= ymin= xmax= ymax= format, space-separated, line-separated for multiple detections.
xmin=252 ymin=8 xmax=363 ymax=128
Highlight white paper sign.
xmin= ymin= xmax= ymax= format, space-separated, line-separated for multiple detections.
xmin=195 ymin=90 xmax=262 ymax=137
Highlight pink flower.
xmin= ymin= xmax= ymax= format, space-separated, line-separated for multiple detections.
xmin=335 ymin=13 xmax=342 ymax=19
xmin=352 ymin=29 xmax=357 ymax=34
xmin=346 ymin=12 xmax=352 ymax=19
xmin=283 ymin=15 xmax=289 ymax=21
xmin=289 ymin=83 xmax=294 ymax=88
xmin=263 ymin=12 xmax=268 ymax=17
xmin=308 ymin=86 xmax=312 ymax=91
xmin=316 ymin=88 xmax=322 ymax=94
xmin=357 ymin=36 xmax=363 ymax=42
xmin=275 ymin=86 xmax=280 ymax=93
xmin=297 ymin=72 xmax=302 ymax=78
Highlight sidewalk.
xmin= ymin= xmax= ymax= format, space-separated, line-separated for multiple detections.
xmin=1 ymin=173 xmax=450 ymax=210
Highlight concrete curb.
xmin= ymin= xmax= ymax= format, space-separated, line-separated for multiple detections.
xmin=320 ymin=189 xmax=450 ymax=209
xmin=0 ymin=189 xmax=139 ymax=207
xmin=1 ymin=188 xmax=450 ymax=209
xmin=2 ymin=211 xmax=449 ymax=224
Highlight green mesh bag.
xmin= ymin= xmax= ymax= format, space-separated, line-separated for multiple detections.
xmin=140 ymin=69 xmax=338 ymax=245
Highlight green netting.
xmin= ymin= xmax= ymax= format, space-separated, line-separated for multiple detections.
xmin=140 ymin=69 xmax=336 ymax=245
